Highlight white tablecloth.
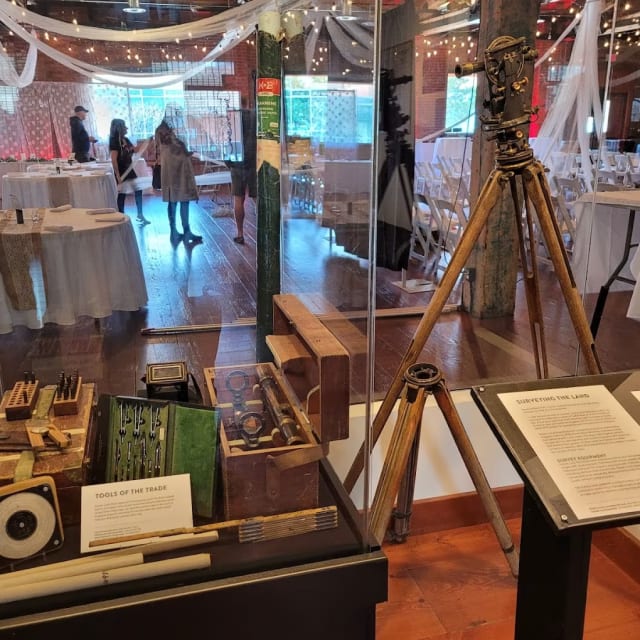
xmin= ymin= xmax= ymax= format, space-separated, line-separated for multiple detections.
xmin=0 ymin=161 xmax=45 ymax=204
xmin=0 ymin=207 xmax=147 ymax=332
xmin=572 ymin=189 xmax=640 ymax=320
xmin=2 ymin=170 xmax=118 ymax=210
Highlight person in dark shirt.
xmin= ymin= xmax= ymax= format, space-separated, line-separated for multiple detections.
xmin=109 ymin=118 xmax=150 ymax=224
xmin=69 ymin=105 xmax=96 ymax=163
xmin=228 ymin=97 xmax=257 ymax=245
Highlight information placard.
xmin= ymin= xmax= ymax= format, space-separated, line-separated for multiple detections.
xmin=80 ymin=474 xmax=193 ymax=552
xmin=498 ymin=384 xmax=640 ymax=520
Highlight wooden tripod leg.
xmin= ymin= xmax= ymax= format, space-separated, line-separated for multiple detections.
xmin=389 ymin=415 xmax=423 ymax=543
xmin=344 ymin=169 xmax=506 ymax=493
xmin=369 ymin=384 xmax=428 ymax=545
xmin=432 ymin=379 xmax=519 ymax=577
xmin=509 ymin=174 xmax=548 ymax=378
xmin=523 ymin=163 xmax=602 ymax=375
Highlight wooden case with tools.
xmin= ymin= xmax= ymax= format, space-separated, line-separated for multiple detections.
xmin=204 ymin=294 xmax=350 ymax=520
xmin=0 ymin=383 xmax=96 ymax=525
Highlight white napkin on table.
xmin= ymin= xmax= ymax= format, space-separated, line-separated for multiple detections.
xmin=43 ymin=225 xmax=74 ymax=232
xmin=85 ymin=207 xmax=116 ymax=215
xmin=94 ymin=213 xmax=126 ymax=223
xmin=49 ymin=204 xmax=72 ymax=212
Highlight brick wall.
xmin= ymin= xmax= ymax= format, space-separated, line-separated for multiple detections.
xmin=414 ymin=38 xmax=449 ymax=140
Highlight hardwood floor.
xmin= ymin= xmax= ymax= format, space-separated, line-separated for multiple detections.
xmin=1 ymin=190 xmax=637 ymax=399
xmin=378 ymin=519 xmax=640 ymax=639
xmin=0 ymin=192 xmax=639 ymax=637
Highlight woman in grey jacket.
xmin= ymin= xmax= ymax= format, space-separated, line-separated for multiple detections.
xmin=155 ymin=120 xmax=202 ymax=245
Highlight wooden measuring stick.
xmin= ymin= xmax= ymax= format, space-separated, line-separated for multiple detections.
xmin=89 ymin=506 xmax=338 ymax=548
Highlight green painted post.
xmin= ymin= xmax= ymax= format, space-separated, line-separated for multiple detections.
xmin=256 ymin=11 xmax=282 ymax=363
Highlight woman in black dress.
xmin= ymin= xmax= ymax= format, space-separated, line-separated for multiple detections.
xmin=109 ymin=118 xmax=150 ymax=224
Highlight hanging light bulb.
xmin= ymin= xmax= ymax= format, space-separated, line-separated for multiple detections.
xmin=123 ymin=0 xmax=146 ymax=14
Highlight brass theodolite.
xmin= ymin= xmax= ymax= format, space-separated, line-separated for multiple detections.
xmin=348 ymin=36 xmax=604 ymax=573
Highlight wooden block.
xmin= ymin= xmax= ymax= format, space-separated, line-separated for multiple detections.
xmin=53 ymin=376 xmax=82 ymax=416
xmin=4 ymin=380 xmax=40 ymax=421
xmin=26 ymin=427 xmax=46 ymax=452
xmin=265 ymin=334 xmax=312 ymax=374
xmin=271 ymin=294 xmax=350 ymax=442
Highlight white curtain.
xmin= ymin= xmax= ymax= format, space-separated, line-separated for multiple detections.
xmin=0 ymin=34 xmax=37 ymax=87
xmin=0 ymin=0 xmax=305 ymax=88
xmin=533 ymin=0 xmax=605 ymax=190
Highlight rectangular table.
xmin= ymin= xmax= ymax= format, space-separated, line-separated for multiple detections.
xmin=0 ymin=207 xmax=147 ymax=332
xmin=2 ymin=170 xmax=118 ymax=210
xmin=571 ymin=189 xmax=640 ymax=329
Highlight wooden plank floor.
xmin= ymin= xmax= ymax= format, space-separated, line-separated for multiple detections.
xmin=0 ymin=192 xmax=638 ymax=635
xmin=0 ymin=191 xmax=636 ymax=399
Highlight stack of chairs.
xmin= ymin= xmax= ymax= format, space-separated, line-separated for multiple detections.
xmin=412 ymin=161 xmax=468 ymax=275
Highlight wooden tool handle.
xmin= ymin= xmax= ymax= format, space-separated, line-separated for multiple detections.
xmin=47 ymin=424 xmax=70 ymax=448
xmin=26 ymin=428 xmax=45 ymax=451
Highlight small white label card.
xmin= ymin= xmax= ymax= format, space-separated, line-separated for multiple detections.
xmin=80 ymin=474 xmax=193 ymax=553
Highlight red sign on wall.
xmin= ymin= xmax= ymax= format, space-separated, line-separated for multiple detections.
xmin=257 ymin=78 xmax=281 ymax=96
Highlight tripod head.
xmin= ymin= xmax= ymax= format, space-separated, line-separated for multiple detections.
xmin=455 ymin=35 xmax=538 ymax=168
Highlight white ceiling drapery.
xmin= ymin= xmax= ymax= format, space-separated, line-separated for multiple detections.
xmin=533 ymin=0 xmax=605 ymax=189
xmin=0 ymin=0 xmax=308 ymax=88
xmin=0 ymin=30 xmax=36 ymax=87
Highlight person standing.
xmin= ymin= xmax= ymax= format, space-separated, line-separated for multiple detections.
xmin=155 ymin=119 xmax=202 ymax=245
xmin=69 ymin=105 xmax=96 ymax=163
xmin=228 ymin=97 xmax=257 ymax=245
xmin=109 ymin=118 xmax=150 ymax=225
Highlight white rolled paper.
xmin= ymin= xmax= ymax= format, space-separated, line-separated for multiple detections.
xmin=0 ymin=553 xmax=211 ymax=604
xmin=0 ymin=553 xmax=143 ymax=588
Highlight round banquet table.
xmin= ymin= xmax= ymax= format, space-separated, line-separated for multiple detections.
xmin=0 ymin=207 xmax=147 ymax=332
xmin=2 ymin=170 xmax=118 ymax=210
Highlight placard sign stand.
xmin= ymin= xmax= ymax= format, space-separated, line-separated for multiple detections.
xmin=471 ymin=371 xmax=640 ymax=640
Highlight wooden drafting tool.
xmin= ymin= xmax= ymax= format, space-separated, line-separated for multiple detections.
xmin=25 ymin=422 xmax=70 ymax=451
xmin=89 ymin=505 xmax=338 ymax=548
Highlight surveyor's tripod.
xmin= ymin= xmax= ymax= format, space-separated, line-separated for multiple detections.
xmin=370 ymin=363 xmax=520 ymax=576
xmin=349 ymin=36 xmax=603 ymax=569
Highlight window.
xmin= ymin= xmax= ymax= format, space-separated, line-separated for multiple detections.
xmin=446 ymin=73 xmax=476 ymax=135
xmin=284 ymin=76 xmax=374 ymax=147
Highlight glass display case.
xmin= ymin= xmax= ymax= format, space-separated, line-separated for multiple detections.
xmin=0 ymin=0 xmax=639 ymax=637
